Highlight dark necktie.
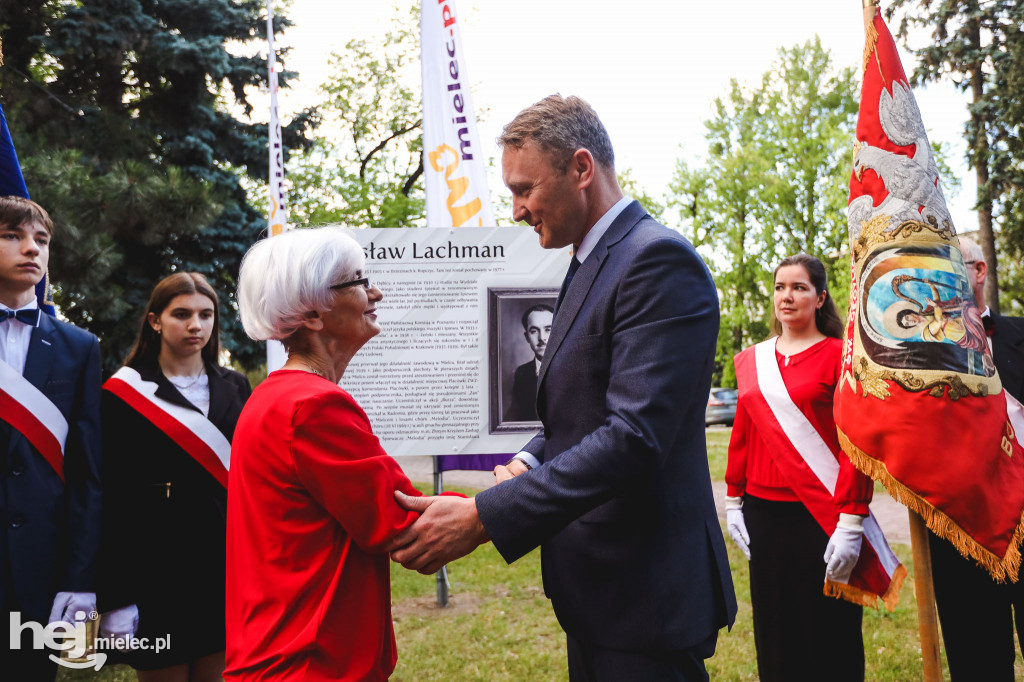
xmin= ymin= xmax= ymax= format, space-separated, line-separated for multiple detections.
xmin=555 ymin=256 xmax=581 ymax=312
xmin=983 ymin=315 xmax=995 ymax=337
xmin=0 ymin=308 xmax=40 ymax=326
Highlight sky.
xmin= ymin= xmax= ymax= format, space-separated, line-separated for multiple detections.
xmin=263 ymin=0 xmax=977 ymax=233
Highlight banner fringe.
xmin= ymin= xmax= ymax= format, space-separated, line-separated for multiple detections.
xmin=838 ymin=429 xmax=1024 ymax=584
xmin=862 ymin=19 xmax=878 ymax=75
xmin=824 ymin=562 xmax=907 ymax=612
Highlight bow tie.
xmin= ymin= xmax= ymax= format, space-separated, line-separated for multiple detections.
xmin=0 ymin=308 xmax=40 ymax=326
xmin=983 ymin=315 xmax=995 ymax=337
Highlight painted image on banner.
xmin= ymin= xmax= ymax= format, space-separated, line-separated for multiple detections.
xmin=859 ymin=243 xmax=991 ymax=376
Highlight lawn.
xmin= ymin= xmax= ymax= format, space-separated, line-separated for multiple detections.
xmin=60 ymin=434 xmax=1022 ymax=680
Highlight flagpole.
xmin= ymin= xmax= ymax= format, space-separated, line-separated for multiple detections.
xmin=265 ymin=0 xmax=288 ymax=372
xmin=908 ymin=510 xmax=943 ymax=681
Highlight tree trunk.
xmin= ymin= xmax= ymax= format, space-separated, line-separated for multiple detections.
xmin=967 ymin=13 xmax=1000 ymax=313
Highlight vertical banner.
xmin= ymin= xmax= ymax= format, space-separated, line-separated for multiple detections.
xmin=835 ymin=6 xmax=1024 ymax=581
xmin=266 ymin=2 xmax=287 ymax=238
xmin=0 ymin=102 xmax=55 ymax=316
xmin=420 ymin=0 xmax=495 ymax=228
xmin=265 ymin=1 xmax=288 ymax=371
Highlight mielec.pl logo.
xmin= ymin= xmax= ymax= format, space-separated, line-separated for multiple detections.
xmin=9 ymin=609 xmax=107 ymax=670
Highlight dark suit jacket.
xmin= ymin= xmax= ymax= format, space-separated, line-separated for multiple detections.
xmin=98 ymin=361 xmax=249 ymax=664
xmin=992 ymin=314 xmax=1024 ymax=400
xmin=507 ymin=360 xmax=539 ymax=422
xmin=476 ymin=201 xmax=737 ymax=651
xmin=0 ymin=314 xmax=102 ymax=622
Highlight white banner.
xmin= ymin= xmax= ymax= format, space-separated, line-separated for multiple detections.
xmin=266 ymin=1 xmax=288 ymax=371
xmin=420 ymin=0 xmax=495 ymax=228
xmin=343 ymin=227 xmax=568 ymax=455
xmin=266 ymin=2 xmax=287 ymax=238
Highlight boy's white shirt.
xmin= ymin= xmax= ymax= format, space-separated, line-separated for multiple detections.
xmin=0 ymin=298 xmax=38 ymax=376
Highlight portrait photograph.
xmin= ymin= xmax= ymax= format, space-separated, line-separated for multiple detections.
xmin=487 ymin=287 xmax=558 ymax=434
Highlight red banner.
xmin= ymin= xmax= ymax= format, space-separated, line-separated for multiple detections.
xmin=835 ymin=8 xmax=1024 ymax=582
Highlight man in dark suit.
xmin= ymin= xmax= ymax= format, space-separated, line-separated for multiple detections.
xmin=928 ymin=236 xmax=1024 ymax=681
xmin=391 ymin=95 xmax=736 ymax=681
xmin=0 ymin=197 xmax=102 ymax=677
xmin=507 ymin=303 xmax=552 ymax=422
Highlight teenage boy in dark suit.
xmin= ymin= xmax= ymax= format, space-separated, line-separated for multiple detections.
xmin=0 ymin=196 xmax=102 ymax=677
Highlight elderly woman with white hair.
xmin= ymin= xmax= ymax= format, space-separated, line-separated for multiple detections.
xmin=224 ymin=228 xmax=428 ymax=681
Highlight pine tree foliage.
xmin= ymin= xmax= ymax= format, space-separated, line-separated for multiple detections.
xmin=1 ymin=0 xmax=314 ymax=372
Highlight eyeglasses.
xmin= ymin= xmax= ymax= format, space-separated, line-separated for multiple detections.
xmin=330 ymin=277 xmax=371 ymax=291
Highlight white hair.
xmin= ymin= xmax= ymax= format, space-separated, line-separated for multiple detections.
xmin=237 ymin=227 xmax=366 ymax=342
xmin=958 ymin=234 xmax=983 ymax=263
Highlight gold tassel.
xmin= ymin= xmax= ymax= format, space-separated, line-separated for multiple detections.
xmin=862 ymin=19 xmax=878 ymax=75
xmin=861 ymin=13 xmax=886 ymax=85
xmin=839 ymin=429 xmax=1024 ymax=583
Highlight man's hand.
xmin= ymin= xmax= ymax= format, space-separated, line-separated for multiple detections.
xmin=493 ymin=459 xmax=530 ymax=484
xmin=388 ymin=492 xmax=489 ymax=575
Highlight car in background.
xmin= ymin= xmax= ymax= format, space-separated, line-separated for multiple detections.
xmin=705 ymin=387 xmax=738 ymax=427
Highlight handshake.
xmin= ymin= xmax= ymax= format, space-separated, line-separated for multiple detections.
xmin=387 ymin=458 xmax=530 ymax=574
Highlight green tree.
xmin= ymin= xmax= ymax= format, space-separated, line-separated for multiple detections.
xmin=668 ymin=39 xmax=858 ymax=386
xmin=287 ymin=8 xmax=425 ymax=228
xmin=1 ymin=0 xmax=313 ymax=372
xmin=617 ymin=168 xmax=665 ymax=224
xmin=888 ymin=0 xmax=1024 ymax=313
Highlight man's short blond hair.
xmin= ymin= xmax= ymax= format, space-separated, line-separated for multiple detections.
xmin=497 ymin=95 xmax=615 ymax=173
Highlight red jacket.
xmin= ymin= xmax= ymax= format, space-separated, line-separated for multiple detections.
xmin=225 ymin=370 xmax=421 ymax=681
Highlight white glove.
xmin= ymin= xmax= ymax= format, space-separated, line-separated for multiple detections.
xmin=99 ymin=604 xmax=139 ymax=639
xmin=48 ymin=591 xmax=97 ymax=625
xmin=725 ymin=496 xmax=751 ymax=560
xmin=824 ymin=513 xmax=865 ymax=583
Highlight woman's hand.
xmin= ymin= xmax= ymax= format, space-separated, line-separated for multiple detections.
xmin=823 ymin=514 xmax=865 ymax=583
xmin=725 ymin=496 xmax=750 ymax=560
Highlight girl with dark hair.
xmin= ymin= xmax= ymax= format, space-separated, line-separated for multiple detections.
xmin=98 ymin=272 xmax=250 ymax=681
xmin=723 ymin=254 xmax=903 ymax=681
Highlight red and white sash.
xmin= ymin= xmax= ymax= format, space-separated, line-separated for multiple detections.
xmin=0 ymin=358 xmax=68 ymax=481
xmin=735 ymin=339 xmax=906 ymax=610
xmin=104 ymin=367 xmax=230 ymax=487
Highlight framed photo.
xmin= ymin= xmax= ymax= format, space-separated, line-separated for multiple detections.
xmin=487 ymin=287 xmax=558 ymax=433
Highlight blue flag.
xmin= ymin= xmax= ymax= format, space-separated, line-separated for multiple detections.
xmin=0 ymin=101 xmax=54 ymax=315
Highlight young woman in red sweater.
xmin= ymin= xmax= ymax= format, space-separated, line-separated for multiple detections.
xmin=725 ymin=254 xmax=880 ymax=682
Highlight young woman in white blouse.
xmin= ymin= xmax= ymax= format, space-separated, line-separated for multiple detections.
xmin=99 ymin=272 xmax=250 ymax=681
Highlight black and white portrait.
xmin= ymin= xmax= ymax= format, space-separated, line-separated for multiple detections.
xmin=487 ymin=287 xmax=557 ymax=433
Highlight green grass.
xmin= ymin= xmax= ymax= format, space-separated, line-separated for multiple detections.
xmin=58 ymin=452 xmax=1024 ymax=681
xmin=706 ymin=427 xmax=730 ymax=480
xmin=391 ymin=517 xmax=931 ymax=681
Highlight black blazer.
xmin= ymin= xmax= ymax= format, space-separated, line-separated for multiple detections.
xmin=477 ymin=201 xmax=738 ymax=651
xmin=507 ymin=360 xmax=539 ymax=422
xmin=0 ymin=314 xmax=102 ymax=622
xmin=98 ymin=362 xmax=249 ymax=632
xmin=992 ymin=314 xmax=1024 ymax=401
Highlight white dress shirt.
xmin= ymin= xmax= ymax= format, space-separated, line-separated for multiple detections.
xmin=0 ymin=299 xmax=39 ymax=376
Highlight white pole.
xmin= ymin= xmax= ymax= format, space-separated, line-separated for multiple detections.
xmin=266 ymin=0 xmax=288 ymax=372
